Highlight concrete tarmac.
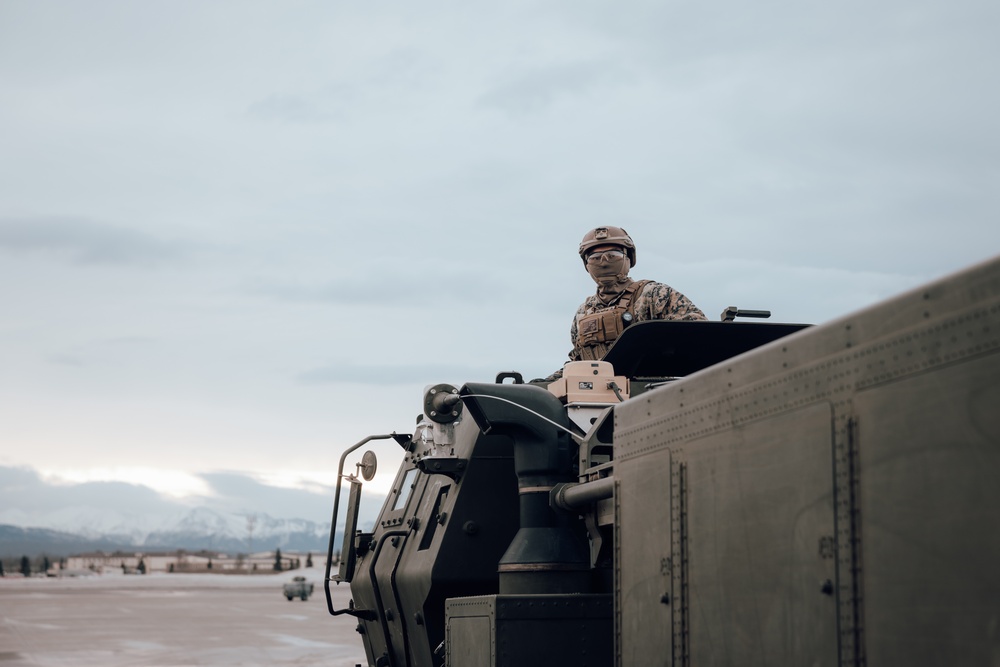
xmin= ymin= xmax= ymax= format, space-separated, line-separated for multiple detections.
xmin=0 ymin=570 xmax=368 ymax=666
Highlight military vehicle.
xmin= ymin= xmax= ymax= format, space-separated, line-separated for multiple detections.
xmin=283 ymin=574 xmax=314 ymax=601
xmin=323 ymin=256 xmax=1000 ymax=667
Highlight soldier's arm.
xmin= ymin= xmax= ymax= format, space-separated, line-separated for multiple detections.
xmin=568 ymin=312 xmax=584 ymax=360
xmin=536 ymin=309 xmax=586 ymax=383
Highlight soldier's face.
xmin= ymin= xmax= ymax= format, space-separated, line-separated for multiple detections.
xmin=586 ymin=245 xmax=629 ymax=283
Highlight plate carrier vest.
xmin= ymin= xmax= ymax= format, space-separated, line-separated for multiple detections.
xmin=575 ymin=280 xmax=651 ymax=361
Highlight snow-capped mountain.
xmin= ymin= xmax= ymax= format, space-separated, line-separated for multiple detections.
xmin=0 ymin=465 xmax=385 ymax=557
xmin=0 ymin=506 xmax=338 ymax=557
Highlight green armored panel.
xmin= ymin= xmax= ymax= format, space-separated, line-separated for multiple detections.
xmin=612 ymin=258 xmax=1000 ymax=666
xmin=683 ymin=402 xmax=838 ymax=666
xmin=615 ymin=401 xmax=838 ymax=667
xmin=614 ymin=444 xmax=674 ymax=665
xmin=446 ymin=594 xmax=613 ymax=667
xmin=855 ymin=358 xmax=1000 ymax=666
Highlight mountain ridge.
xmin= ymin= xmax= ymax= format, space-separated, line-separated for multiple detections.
xmin=0 ymin=506 xmax=346 ymax=558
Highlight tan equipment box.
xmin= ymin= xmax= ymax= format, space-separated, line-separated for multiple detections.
xmin=547 ymin=360 xmax=629 ymax=403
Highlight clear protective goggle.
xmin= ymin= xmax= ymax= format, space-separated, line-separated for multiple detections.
xmin=586 ymin=249 xmax=626 ymax=264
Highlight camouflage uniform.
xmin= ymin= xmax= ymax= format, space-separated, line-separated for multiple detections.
xmin=566 ymin=279 xmax=706 ymax=362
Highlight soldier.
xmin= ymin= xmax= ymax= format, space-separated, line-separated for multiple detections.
xmin=543 ymin=226 xmax=706 ymax=381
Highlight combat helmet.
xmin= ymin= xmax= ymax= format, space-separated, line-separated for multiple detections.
xmin=579 ymin=226 xmax=637 ymax=267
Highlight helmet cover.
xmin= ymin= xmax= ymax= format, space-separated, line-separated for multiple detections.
xmin=579 ymin=226 xmax=637 ymax=266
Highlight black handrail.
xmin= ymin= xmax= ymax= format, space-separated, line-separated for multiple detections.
xmin=324 ymin=433 xmax=409 ymax=617
xmin=367 ymin=528 xmax=411 ymax=667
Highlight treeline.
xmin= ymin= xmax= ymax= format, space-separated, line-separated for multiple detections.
xmin=0 ymin=554 xmax=63 ymax=577
xmin=1 ymin=549 xmax=319 ymax=577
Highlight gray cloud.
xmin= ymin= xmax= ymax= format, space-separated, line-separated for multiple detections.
xmin=0 ymin=466 xmax=169 ymax=515
xmin=247 ymin=91 xmax=347 ymax=124
xmin=44 ymin=336 xmax=157 ymax=370
xmin=245 ymin=268 xmax=506 ymax=307
xmin=195 ymin=472 xmax=333 ymax=521
xmin=47 ymin=353 xmax=86 ymax=367
xmin=478 ymin=61 xmax=626 ymax=115
xmin=0 ymin=217 xmax=188 ymax=266
xmin=0 ymin=466 xmax=333 ymax=525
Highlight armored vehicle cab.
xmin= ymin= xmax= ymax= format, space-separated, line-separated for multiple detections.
xmin=325 ymin=257 xmax=1000 ymax=667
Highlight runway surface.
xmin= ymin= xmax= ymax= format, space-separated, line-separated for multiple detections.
xmin=0 ymin=569 xmax=367 ymax=666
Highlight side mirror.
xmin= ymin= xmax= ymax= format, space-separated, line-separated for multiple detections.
xmin=359 ymin=450 xmax=377 ymax=481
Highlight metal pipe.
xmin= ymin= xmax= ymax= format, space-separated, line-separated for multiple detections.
xmin=460 ymin=382 xmax=591 ymax=594
xmin=552 ymin=476 xmax=615 ymax=511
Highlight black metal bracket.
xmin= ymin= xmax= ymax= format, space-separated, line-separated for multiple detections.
xmin=720 ymin=306 xmax=772 ymax=322
xmin=329 ymin=598 xmax=377 ymax=621
xmin=495 ymin=371 xmax=524 ymax=384
xmin=415 ymin=457 xmax=468 ymax=479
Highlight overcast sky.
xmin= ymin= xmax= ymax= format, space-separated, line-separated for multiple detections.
xmin=1 ymin=1 xmax=998 ymax=518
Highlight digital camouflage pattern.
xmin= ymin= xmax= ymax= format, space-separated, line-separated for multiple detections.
xmin=539 ymin=279 xmax=706 ymax=382
xmin=568 ymin=279 xmax=706 ymax=360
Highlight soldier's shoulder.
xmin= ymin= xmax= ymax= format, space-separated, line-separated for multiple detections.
xmin=634 ymin=279 xmax=673 ymax=297
xmin=575 ymin=295 xmax=598 ymax=315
